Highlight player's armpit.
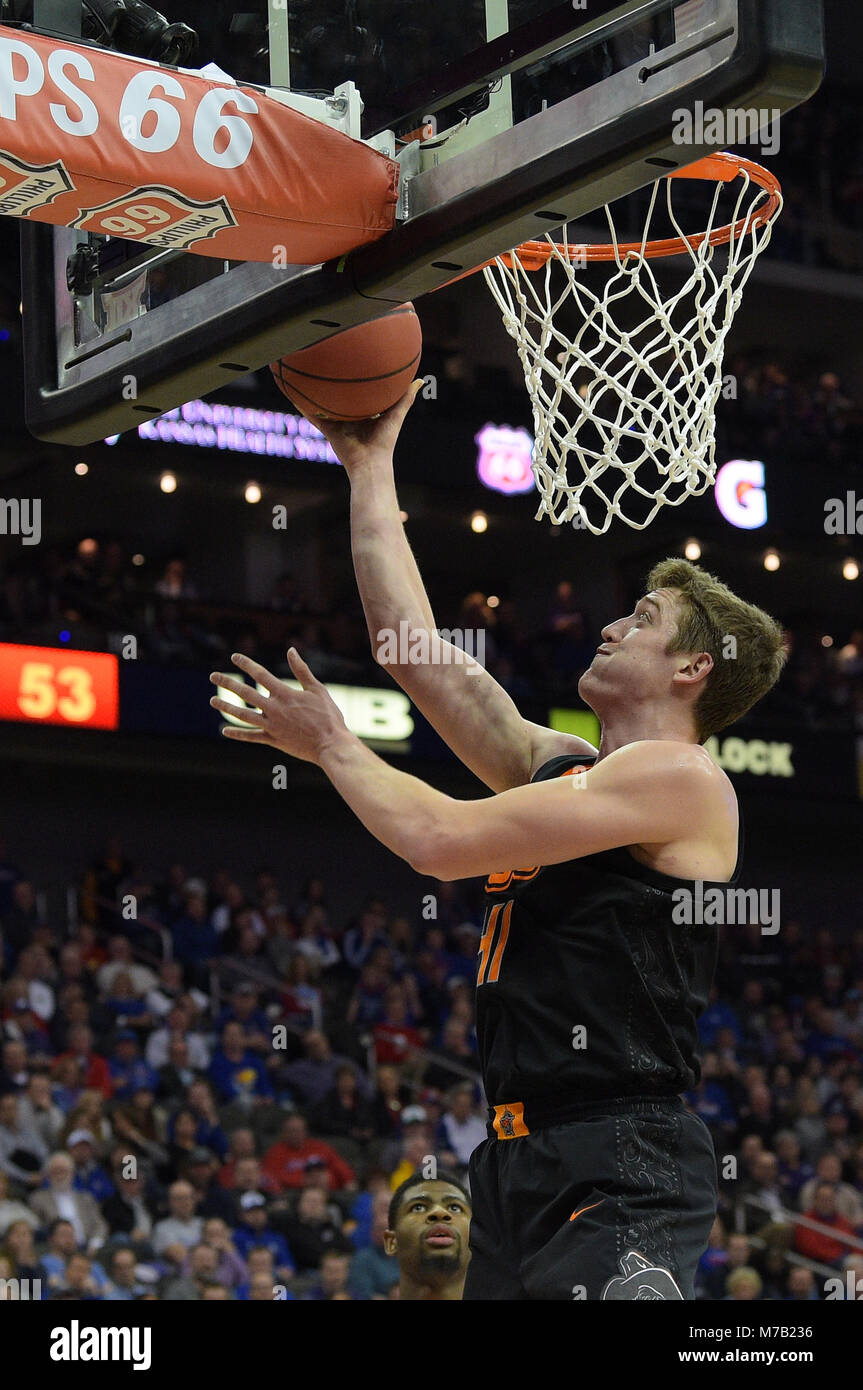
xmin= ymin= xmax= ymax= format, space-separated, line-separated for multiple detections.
xmin=415 ymin=740 xmax=725 ymax=880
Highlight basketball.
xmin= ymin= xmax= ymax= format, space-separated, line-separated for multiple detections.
xmin=269 ymin=303 xmax=422 ymax=421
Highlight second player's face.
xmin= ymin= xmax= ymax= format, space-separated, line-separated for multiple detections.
xmin=386 ymin=1182 xmax=471 ymax=1276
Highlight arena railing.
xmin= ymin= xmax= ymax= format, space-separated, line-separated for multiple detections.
xmin=736 ymin=1192 xmax=863 ymax=1284
xmin=68 ymin=890 xmax=172 ymax=967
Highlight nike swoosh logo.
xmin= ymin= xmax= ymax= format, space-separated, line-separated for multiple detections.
xmin=569 ymin=1199 xmax=605 ymax=1223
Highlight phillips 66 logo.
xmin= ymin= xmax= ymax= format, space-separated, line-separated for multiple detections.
xmin=475 ymin=424 xmax=535 ymax=496
xmin=72 ymin=186 xmax=237 ymax=250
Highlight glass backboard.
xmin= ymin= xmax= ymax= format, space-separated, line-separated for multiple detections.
xmin=19 ymin=0 xmax=824 ymax=443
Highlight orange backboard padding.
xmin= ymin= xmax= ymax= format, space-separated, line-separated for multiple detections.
xmin=0 ymin=25 xmax=398 ymax=263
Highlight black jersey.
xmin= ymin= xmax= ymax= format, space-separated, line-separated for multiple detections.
xmin=475 ymin=753 xmax=740 ymax=1108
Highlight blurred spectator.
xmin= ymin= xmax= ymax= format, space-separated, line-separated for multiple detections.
xmin=347 ymin=1191 xmax=399 ymax=1300
xmin=786 ymin=1266 xmax=820 ymax=1302
xmin=1 ymin=1214 xmax=41 ymax=1279
xmin=702 ymin=1232 xmax=753 ymax=1301
xmin=30 ymin=1156 xmax=107 ymax=1249
xmin=0 ymin=1173 xmax=38 ymax=1239
xmin=725 ymin=1266 xmax=763 ymax=1301
xmin=109 ymin=1032 xmax=159 ymax=1100
xmin=97 ymin=936 xmax=157 ymax=999
xmin=280 ymin=955 xmax=323 ymax=1032
xmin=276 ymin=1186 xmax=352 ymax=1272
xmin=162 ymin=1241 xmax=222 ymax=1300
xmin=0 ymin=1091 xmax=49 ymax=1191
xmin=436 ymin=1084 xmax=486 ymax=1168
xmin=301 ymin=1249 xmax=352 ymax=1301
xmin=280 ymin=1031 xmax=367 ymax=1110
xmin=55 ymin=1025 xmax=112 ymax=1099
xmin=68 ymin=1129 xmax=113 ymax=1204
xmin=101 ymin=1163 xmax=154 ymax=1245
xmin=172 ymin=893 xmax=219 ymax=981
xmin=146 ymin=1003 xmax=210 ymax=1071
xmin=799 ymin=1153 xmax=863 ymax=1226
xmin=262 ymin=1112 xmax=356 ymax=1192
xmin=200 ymin=1215 xmax=247 ymax=1289
xmin=231 ymin=1193 xmax=295 ymax=1281
xmin=209 ymin=1022 xmax=274 ymax=1107
xmin=372 ymin=986 xmax=425 ymax=1068
xmin=103 ymin=1245 xmax=150 ymax=1301
xmin=152 ymin=1181 xmax=203 ymax=1255
xmin=216 ymin=984 xmax=270 ymax=1054
xmin=794 ymin=1182 xmax=859 ymax=1267
xmin=312 ymin=1065 xmax=375 ymax=1145
xmin=156 ymin=558 xmax=198 ymax=601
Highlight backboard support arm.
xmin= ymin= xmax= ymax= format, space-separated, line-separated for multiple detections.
xmin=267 ymin=0 xmax=290 ymax=89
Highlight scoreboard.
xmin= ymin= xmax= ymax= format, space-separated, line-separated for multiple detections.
xmin=0 ymin=643 xmax=118 ymax=730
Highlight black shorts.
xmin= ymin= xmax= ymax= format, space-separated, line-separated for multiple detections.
xmin=463 ymin=1096 xmax=717 ymax=1301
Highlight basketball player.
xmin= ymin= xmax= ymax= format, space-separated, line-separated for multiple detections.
xmin=385 ymin=1170 xmax=472 ymax=1300
xmin=210 ymin=385 xmax=786 ymax=1300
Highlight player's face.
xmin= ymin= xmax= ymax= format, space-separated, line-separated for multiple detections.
xmin=578 ymin=588 xmax=688 ymax=710
xmin=385 ymin=1183 xmax=471 ymax=1277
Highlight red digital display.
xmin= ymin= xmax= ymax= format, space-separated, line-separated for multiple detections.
xmin=0 ymin=644 xmax=119 ymax=731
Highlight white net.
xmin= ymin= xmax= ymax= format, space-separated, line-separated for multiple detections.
xmin=483 ymin=159 xmax=782 ymax=533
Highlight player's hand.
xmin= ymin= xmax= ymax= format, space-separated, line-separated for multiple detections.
xmin=209 ymin=648 xmax=348 ymax=763
xmin=297 ymin=379 xmax=424 ymax=473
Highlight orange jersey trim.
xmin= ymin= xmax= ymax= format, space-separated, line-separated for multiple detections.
xmin=484 ymin=762 xmax=594 ymax=893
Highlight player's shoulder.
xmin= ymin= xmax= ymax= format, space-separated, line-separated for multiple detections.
xmin=594 ymin=738 xmax=734 ymax=798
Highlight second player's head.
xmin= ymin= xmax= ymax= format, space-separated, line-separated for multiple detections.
xmin=578 ymin=558 xmax=786 ymax=743
xmin=385 ymin=1170 xmax=471 ymax=1299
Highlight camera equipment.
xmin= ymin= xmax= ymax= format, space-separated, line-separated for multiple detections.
xmin=1 ymin=0 xmax=197 ymax=65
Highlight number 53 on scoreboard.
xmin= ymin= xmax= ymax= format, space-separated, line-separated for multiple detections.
xmin=0 ymin=644 xmax=118 ymax=730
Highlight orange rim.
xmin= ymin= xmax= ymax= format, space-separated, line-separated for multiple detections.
xmin=452 ymin=153 xmax=782 ymax=281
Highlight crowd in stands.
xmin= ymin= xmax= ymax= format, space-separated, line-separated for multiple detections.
xmin=0 ymin=840 xmax=489 ymax=1300
xmin=0 ymin=833 xmax=861 ymax=1301
xmin=692 ymin=916 xmax=863 ymax=1298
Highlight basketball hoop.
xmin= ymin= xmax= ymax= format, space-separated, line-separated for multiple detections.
xmin=477 ymin=153 xmax=783 ymax=532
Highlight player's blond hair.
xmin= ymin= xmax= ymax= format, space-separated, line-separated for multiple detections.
xmin=647 ymin=558 xmax=787 ymax=742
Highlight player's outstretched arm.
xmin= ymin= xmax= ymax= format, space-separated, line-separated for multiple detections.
xmin=309 ymin=389 xmax=594 ymax=792
xmin=210 ymin=653 xmax=730 ymax=879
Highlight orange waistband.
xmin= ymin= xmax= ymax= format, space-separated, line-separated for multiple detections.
xmin=491 ymin=1101 xmax=530 ymax=1140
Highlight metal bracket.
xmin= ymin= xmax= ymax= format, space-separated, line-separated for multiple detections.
xmin=395 ymin=140 xmax=421 ymax=221
xmin=66 ymin=242 xmax=100 ymax=295
xmin=264 ymin=80 xmax=365 ymax=141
